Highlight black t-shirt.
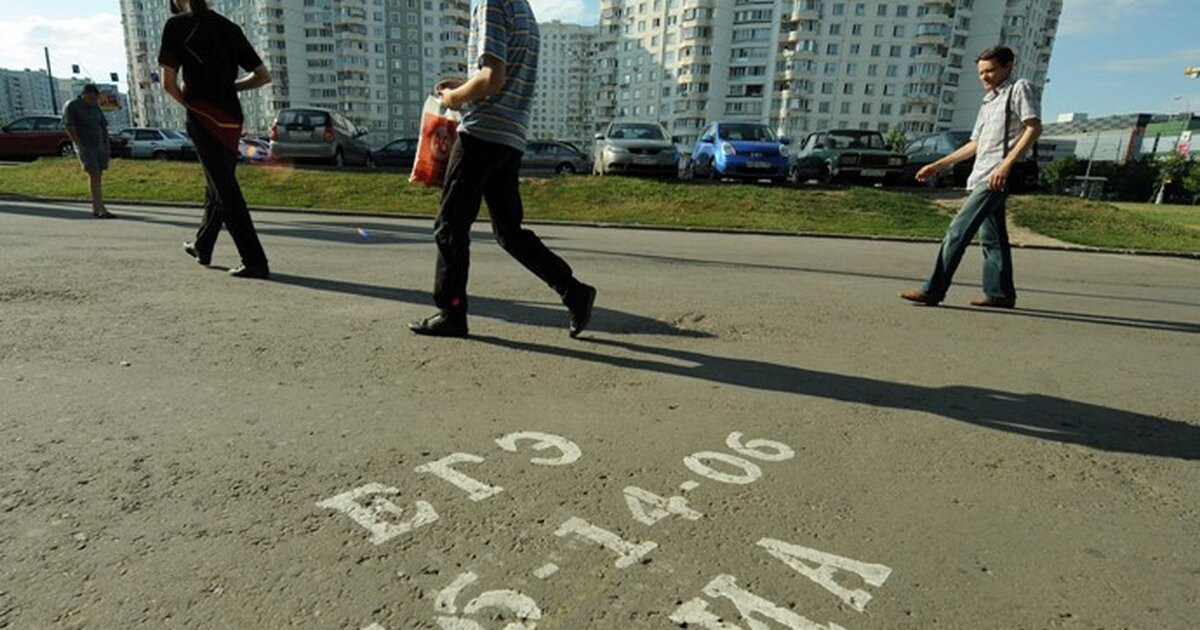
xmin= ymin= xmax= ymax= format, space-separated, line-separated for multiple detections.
xmin=158 ymin=12 xmax=262 ymax=123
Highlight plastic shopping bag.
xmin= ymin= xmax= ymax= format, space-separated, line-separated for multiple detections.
xmin=410 ymin=95 xmax=461 ymax=187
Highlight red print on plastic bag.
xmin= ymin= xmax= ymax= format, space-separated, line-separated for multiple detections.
xmin=410 ymin=95 xmax=461 ymax=187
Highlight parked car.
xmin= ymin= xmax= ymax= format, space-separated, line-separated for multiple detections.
xmin=0 ymin=115 xmax=73 ymax=160
xmin=789 ymin=130 xmax=907 ymax=185
xmin=593 ymin=121 xmax=679 ymax=178
xmin=903 ymin=130 xmax=973 ymax=187
xmin=113 ymin=128 xmax=196 ymax=160
xmin=687 ymin=121 xmax=791 ymax=182
xmin=238 ymin=134 xmax=272 ymax=163
xmin=522 ymin=141 xmax=592 ymax=175
xmin=370 ymin=137 xmax=418 ymax=170
xmin=269 ymin=107 xmax=372 ymax=167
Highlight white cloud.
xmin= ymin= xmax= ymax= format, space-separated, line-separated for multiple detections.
xmin=1058 ymin=0 xmax=1165 ymax=36
xmin=1091 ymin=47 xmax=1200 ymax=73
xmin=0 ymin=13 xmax=127 ymax=87
xmin=528 ymin=0 xmax=596 ymax=25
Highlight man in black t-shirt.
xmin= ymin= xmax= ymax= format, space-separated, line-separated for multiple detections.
xmin=159 ymin=0 xmax=273 ymax=279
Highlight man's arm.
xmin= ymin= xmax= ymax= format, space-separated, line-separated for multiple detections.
xmin=916 ymin=140 xmax=978 ymax=183
xmin=439 ymin=55 xmax=507 ymax=110
xmin=988 ymin=119 xmax=1042 ymax=191
xmin=161 ymin=66 xmax=186 ymax=107
xmin=235 ymin=65 xmax=271 ymax=92
xmin=62 ymin=103 xmax=82 ymax=147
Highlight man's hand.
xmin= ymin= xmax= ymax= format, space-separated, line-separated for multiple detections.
xmin=438 ymin=87 xmax=463 ymax=111
xmin=989 ymin=163 xmax=1011 ymax=191
xmin=915 ymin=163 xmax=941 ymax=183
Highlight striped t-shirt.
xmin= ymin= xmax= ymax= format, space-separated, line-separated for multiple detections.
xmin=460 ymin=0 xmax=539 ymax=153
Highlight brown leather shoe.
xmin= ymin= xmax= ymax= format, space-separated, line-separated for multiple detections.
xmin=969 ymin=296 xmax=1016 ymax=309
xmin=899 ymin=290 xmax=939 ymax=306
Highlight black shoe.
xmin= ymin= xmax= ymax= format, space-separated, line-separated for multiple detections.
xmin=567 ymin=283 xmax=597 ymax=338
xmin=229 ymin=264 xmax=270 ymax=279
xmin=183 ymin=242 xmax=211 ymax=266
xmin=409 ymin=310 xmax=468 ymax=338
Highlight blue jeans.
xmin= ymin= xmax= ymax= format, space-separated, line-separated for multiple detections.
xmin=921 ymin=186 xmax=1015 ymax=302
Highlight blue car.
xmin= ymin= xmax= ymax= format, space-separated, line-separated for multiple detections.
xmin=687 ymin=121 xmax=791 ymax=182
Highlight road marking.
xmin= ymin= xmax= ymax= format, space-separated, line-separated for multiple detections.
xmin=495 ymin=431 xmax=582 ymax=466
xmin=532 ymin=563 xmax=559 ymax=580
xmin=679 ymin=480 xmax=701 ymax=492
xmin=316 ymin=483 xmax=438 ymax=545
xmin=415 ymin=453 xmax=504 ymax=502
xmin=758 ymin=538 xmax=893 ymax=613
xmin=554 ymin=516 xmax=658 ymax=569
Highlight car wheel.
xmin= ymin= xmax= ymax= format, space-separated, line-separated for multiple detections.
xmin=153 ymin=150 xmax=168 ymax=161
xmin=58 ymin=143 xmax=75 ymax=158
xmin=555 ymin=163 xmax=575 ymax=175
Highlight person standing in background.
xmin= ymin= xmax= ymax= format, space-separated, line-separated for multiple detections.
xmin=63 ymin=84 xmax=115 ymax=219
xmin=159 ymin=0 xmax=273 ymax=279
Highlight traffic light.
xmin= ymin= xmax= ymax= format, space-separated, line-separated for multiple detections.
xmin=72 ymin=64 xmax=80 ymax=74
xmin=110 ymin=72 xmax=119 ymax=82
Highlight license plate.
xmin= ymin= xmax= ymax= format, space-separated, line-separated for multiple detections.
xmin=748 ymin=161 xmax=771 ymax=169
xmin=861 ymin=169 xmax=886 ymax=177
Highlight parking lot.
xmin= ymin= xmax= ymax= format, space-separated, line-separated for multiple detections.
xmin=2 ymin=198 xmax=1198 ymax=628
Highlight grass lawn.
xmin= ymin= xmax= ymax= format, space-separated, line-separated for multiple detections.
xmin=1010 ymin=195 xmax=1200 ymax=253
xmin=1110 ymin=202 xmax=1200 ymax=232
xmin=0 ymin=157 xmax=951 ymax=238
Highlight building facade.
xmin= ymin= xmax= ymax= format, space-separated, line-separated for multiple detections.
xmin=529 ymin=21 xmax=596 ymax=145
xmin=0 ymin=69 xmax=57 ymax=123
xmin=592 ymin=0 xmax=1063 ymax=148
xmin=119 ymin=0 xmax=469 ymax=144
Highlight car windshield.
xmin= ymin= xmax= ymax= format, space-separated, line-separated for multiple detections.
xmin=608 ymin=124 xmax=665 ymax=141
xmin=948 ymin=131 xmax=971 ymax=147
xmin=720 ymin=123 xmax=776 ymax=142
xmin=825 ymin=131 xmax=886 ymax=150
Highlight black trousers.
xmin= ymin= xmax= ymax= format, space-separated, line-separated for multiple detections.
xmin=187 ymin=118 xmax=268 ymax=267
xmin=433 ymin=133 xmax=577 ymax=311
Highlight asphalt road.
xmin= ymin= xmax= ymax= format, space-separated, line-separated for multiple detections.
xmin=2 ymin=199 xmax=1198 ymax=629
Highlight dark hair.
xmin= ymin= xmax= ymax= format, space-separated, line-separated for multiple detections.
xmin=169 ymin=0 xmax=209 ymax=15
xmin=976 ymin=46 xmax=1015 ymax=67
xmin=81 ymin=84 xmax=100 ymax=96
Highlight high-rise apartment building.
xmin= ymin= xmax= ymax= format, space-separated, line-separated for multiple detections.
xmin=593 ymin=0 xmax=1062 ymax=147
xmin=530 ymin=21 xmax=596 ymax=144
xmin=0 ymin=69 xmax=56 ymax=122
xmin=119 ymin=0 xmax=469 ymax=144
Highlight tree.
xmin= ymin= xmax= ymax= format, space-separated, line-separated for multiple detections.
xmin=885 ymin=128 xmax=908 ymax=153
xmin=1154 ymin=150 xmax=1190 ymax=203
xmin=1041 ymin=154 xmax=1079 ymax=195
xmin=1182 ymin=160 xmax=1200 ymax=204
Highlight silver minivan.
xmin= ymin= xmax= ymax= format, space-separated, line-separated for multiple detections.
xmin=269 ymin=108 xmax=372 ymax=167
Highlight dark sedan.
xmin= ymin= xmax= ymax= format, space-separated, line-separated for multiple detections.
xmin=371 ymin=137 xmax=418 ymax=170
xmin=903 ymin=131 xmax=974 ymax=187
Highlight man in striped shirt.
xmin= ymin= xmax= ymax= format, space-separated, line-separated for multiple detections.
xmin=410 ymin=0 xmax=596 ymax=339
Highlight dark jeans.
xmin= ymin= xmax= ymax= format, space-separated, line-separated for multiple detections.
xmin=187 ymin=118 xmax=268 ymax=267
xmin=921 ymin=185 xmax=1015 ymax=302
xmin=433 ymin=133 xmax=577 ymax=311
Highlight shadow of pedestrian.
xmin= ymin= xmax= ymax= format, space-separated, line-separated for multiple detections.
xmin=470 ymin=335 xmax=1200 ymax=461
xmin=270 ymin=273 xmax=711 ymax=338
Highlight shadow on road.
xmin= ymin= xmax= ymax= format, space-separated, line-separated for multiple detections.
xmin=271 ymin=273 xmax=710 ymax=338
xmin=470 ymin=335 xmax=1200 ymax=461
xmin=558 ymin=246 xmax=1200 ymax=310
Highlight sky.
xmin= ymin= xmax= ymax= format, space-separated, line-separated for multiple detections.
xmin=2 ymin=0 xmax=1197 ymax=120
